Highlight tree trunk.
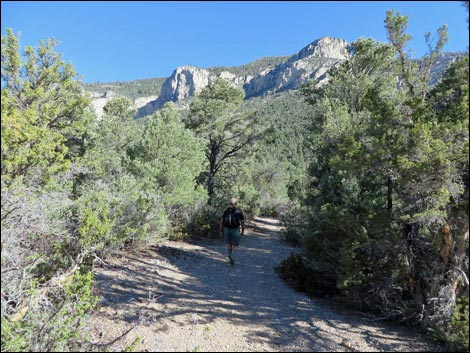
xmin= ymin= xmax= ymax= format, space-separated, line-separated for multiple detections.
xmin=207 ymin=173 xmax=215 ymax=205
xmin=207 ymin=140 xmax=218 ymax=205
xmin=387 ymin=176 xmax=393 ymax=215
xmin=421 ymin=185 xmax=469 ymax=329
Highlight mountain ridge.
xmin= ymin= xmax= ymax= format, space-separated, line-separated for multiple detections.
xmin=84 ymin=37 xmax=464 ymax=119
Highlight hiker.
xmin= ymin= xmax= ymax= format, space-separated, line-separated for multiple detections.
xmin=220 ymin=197 xmax=245 ymax=265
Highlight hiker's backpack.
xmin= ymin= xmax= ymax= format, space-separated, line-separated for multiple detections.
xmin=223 ymin=207 xmax=240 ymax=228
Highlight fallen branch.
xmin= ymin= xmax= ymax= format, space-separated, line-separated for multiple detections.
xmin=10 ymin=264 xmax=79 ymax=323
xmin=450 ymin=265 xmax=469 ymax=287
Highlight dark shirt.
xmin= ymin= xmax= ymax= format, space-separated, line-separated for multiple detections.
xmin=222 ymin=207 xmax=245 ymax=228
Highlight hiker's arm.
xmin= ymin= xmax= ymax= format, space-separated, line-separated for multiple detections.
xmin=241 ymin=219 xmax=245 ymax=236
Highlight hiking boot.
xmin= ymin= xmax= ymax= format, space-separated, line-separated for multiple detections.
xmin=228 ymin=254 xmax=234 ymax=265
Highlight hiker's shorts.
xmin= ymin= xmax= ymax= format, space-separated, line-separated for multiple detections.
xmin=224 ymin=227 xmax=241 ymax=246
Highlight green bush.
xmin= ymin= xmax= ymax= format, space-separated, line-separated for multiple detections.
xmin=280 ymin=204 xmax=309 ymax=245
xmin=430 ymin=296 xmax=469 ymax=352
xmin=186 ymin=205 xmax=220 ymax=238
xmin=448 ymin=297 xmax=470 ymax=352
xmin=1 ymin=271 xmax=98 ymax=352
xmin=275 ymin=253 xmax=339 ymax=297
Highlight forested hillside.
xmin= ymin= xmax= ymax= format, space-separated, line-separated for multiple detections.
xmin=84 ymin=77 xmax=167 ymax=100
xmin=206 ymin=55 xmax=292 ymax=77
xmin=1 ymin=8 xmax=468 ymax=353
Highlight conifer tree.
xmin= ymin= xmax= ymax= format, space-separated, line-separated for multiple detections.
xmin=188 ymin=78 xmax=259 ymax=205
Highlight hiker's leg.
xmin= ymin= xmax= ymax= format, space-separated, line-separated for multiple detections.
xmin=231 ymin=229 xmax=241 ymax=262
xmin=224 ymin=228 xmax=237 ymax=264
xmin=224 ymin=228 xmax=233 ymax=257
xmin=231 ymin=245 xmax=238 ymax=262
xmin=232 ymin=228 xmax=241 ymax=249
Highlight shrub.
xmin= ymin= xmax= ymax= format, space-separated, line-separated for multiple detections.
xmin=430 ymin=296 xmax=469 ymax=352
xmin=1 ymin=271 xmax=98 ymax=352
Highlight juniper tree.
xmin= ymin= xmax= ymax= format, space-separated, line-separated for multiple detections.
xmin=1 ymin=29 xmax=96 ymax=352
xmin=296 ymin=12 xmax=468 ymax=348
xmin=188 ymin=78 xmax=259 ymax=205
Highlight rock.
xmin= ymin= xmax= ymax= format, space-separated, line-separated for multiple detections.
xmin=89 ymin=90 xmax=159 ymax=119
xmin=135 ymin=36 xmax=349 ymax=117
xmin=103 ymin=90 xmax=118 ymax=99
xmin=148 ymin=66 xmax=211 ymax=111
xmin=243 ymin=36 xmax=349 ymax=98
xmin=136 ymin=66 xmax=212 ymax=117
xmin=89 ymin=37 xmax=458 ymax=120
xmin=90 ymin=95 xmax=109 ymax=119
xmin=134 ymin=95 xmax=158 ymax=109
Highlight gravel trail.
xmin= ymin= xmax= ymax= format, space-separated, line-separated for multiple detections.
xmin=86 ymin=217 xmax=442 ymax=352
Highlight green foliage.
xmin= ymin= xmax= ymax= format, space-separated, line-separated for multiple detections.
xmin=1 ymin=29 xmax=208 ymax=351
xmin=188 ymin=79 xmax=260 ymax=205
xmin=1 ymin=29 xmax=93 ymax=189
xmin=186 ymin=204 xmax=221 ymax=238
xmin=430 ymin=296 xmax=469 ymax=352
xmin=124 ymin=337 xmax=143 ymax=352
xmin=74 ymin=97 xmax=163 ymax=248
xmin=447 ymin=297 xmax=469 ymax=352
xmin=1 ymin=29 xmax=98 ymax=351
xmin=82 ymin=97 xmax=140 ymax=179
xmin=102 ymin=96 xmax=136 ymax=118
xmin=275 ymin=253 xmax=309 ymax=292
xmin=385 ymin=9 xmax=448 ymax=100
xmin=75 ymin=99 xmax=206 ymax=248
xmin=77 ymin=191 xmax=114 ymax=250
xmin=207 ymin=55 xmax=291 ymax=77
xmin=83 ymin=56 xmax=291 ymax=102
xmin=1 ymin=271 xmax=98 ymax=352
xmin=187 ymin=81 xmax=312 ymax=214
xmin=84 ymin=77 xmax=166 ymax=100
xmin=275 ymin=253 xmax=339 ymax=297
xmin=131 ymin=103 xmax=206 ymax=210
xmin=240 ymin=90 xmax=313 ymax=212
xmin=296 ymin=39 xmax=404 ymax=300
xmin=188 ymin=78 xmax=245 ymax=132
xmin=280 ymin=204 xmax=309 ymax=245
xmin=1 ymin=95 xmax=65 ymax=183
xmin=280 ymin=12 xmax=469 ymax=350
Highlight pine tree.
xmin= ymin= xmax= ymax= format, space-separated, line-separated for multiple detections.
xmin=188 ymin=78 xmax=259 ymax=205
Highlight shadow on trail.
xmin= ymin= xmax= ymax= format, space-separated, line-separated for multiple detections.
xmin=94 ymin=217 xmax=439 ymax=352
xmin=250 ymin=217 xmax=281 ymax=227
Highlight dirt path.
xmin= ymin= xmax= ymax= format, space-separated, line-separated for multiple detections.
xmin=86 ymin=217 xmax=442 ymax=352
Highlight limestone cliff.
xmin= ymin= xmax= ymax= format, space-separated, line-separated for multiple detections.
xmin=135 ymin=36 xmax=349 ymax=117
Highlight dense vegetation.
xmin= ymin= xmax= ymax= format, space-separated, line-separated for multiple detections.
xmin=83 ymin=77 xmax=167 ymax=101
xmin=1 ymin=7 xmax=468 ymax=352
xmin=1 ymin=29 xmax=205 ymax=351
xmin=279 ymin=10 xmax=469 ymax=352
xmin=206 ymin=55 xmax=292 ymax=77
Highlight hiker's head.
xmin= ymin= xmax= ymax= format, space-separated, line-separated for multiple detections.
xmin=230 ymin=197 xmax=237 ymax=206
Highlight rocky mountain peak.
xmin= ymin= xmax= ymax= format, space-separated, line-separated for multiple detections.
xmin=136 ymin=66 xmax=212 ymax=117
xmin=93 ymin=37 xmax=353 ymax=118
xmin=164 ymin=66 xmax=211 ymax=102
xmin=243 ymin=37 xmax=350 ymax=99
xmin=293 ymin=36 xmax=349 ymax=62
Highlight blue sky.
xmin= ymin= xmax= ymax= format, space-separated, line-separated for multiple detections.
xmin=1 ymin=1 xmax=468 ymax=83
